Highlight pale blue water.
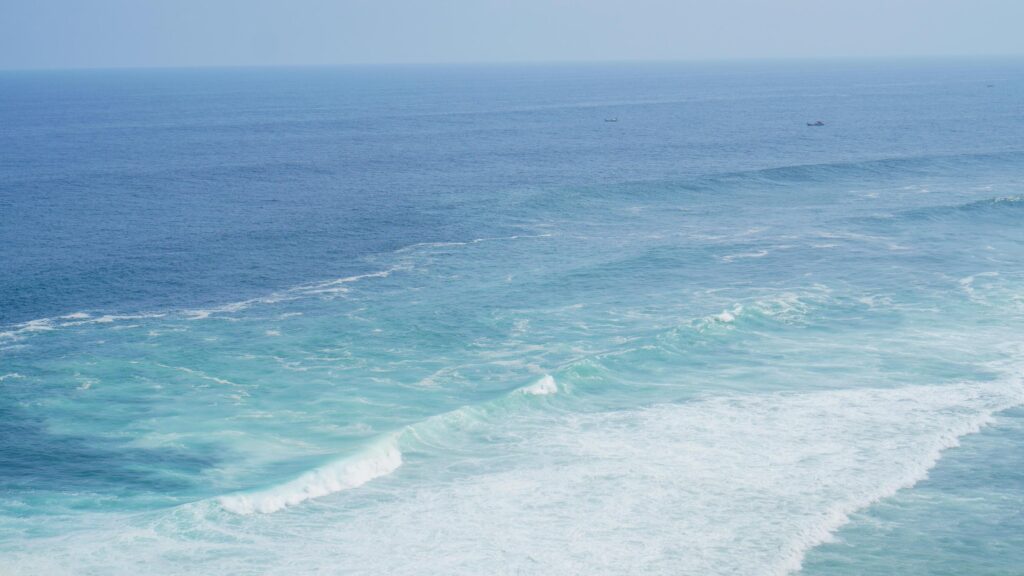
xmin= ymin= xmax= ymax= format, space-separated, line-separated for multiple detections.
xmin=1 ymin=60 xmax=1023 ymax=575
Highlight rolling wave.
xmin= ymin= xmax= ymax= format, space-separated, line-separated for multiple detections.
xmin=216 ymin=374 xmax=560 ymax=514
xmin=895 ymin=194 xmax=1024 ymax=222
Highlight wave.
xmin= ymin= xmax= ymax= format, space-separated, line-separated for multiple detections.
xmin=739 ymin=150 xmax=1024 ymax=186
xmin=0 ymin=318 xmax=56 ymax=342
xmin=719 ymin=249 xmax=770 ymax=262
xmin=218 ymin=436 xmax=404 ymax=514
xmin=731 ymin=151 xmax=1024 ymax=185
xmin=527 ymin=150 xmax=1024 ymax=206
xmin=519 ymin=374 xmax=558 ymax=395
xmin=961 ymin=194 xmax=1024 ymax=208
xmin=1 ymin=232 xmax=557 ymax=341
xmin=182 ymin=267 xmax=409 ymax=319
xmin=0 ymin=266 xmax=406 ymax=340
xmin=217 ymin=374 xmax=559 ymax=514
xmin=59 ymin=312 xmax=167 ymax=326
xmin=393 ymin=233 xmax=553 ymax=254
xmin=182 ymin=379 xmax=1024 ymax=573
xmin=284 ymin=379 xmax=1022 ymax=575
xmin=689 ymin=288 xmax=835 ymax=333
xmin=891 ymin=194 xmax=1024 ymax=223
xmin=702 ymin=304 xmax=743 ymax=325
xmin=0 ymin=312 xmax=170 ymax=339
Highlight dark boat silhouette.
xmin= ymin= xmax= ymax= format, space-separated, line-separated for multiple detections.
xmin=807 ymin=120 xmax=825 ymax=127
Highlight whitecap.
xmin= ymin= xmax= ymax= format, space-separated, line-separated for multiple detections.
xmin=520 ymin=374 xmax=558 ymax=395
xmin=218 ymin=437 xmax=403 ymax=514
xmin=0 ymin=318 xmax=55 ymax=341
xmin=712 ymin=304 xmax=743 ymax=323
xmin=720 ymin=249 xmax=770 ymax=262
xmin=394 ymin=233 xmax=552 ymax=254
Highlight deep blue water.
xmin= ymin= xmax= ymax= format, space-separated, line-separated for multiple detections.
xmin=1 ymin=59 xmax=1023 ymax=575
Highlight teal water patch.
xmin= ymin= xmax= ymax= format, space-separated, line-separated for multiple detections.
xmin=801 ymin=407 xmax=1024 ymax=576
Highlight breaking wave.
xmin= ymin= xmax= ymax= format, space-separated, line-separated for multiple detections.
xmin=218 ymin=437 xmax=404 ymax=515
xmin=217 ymin=374 xmax=560 ymax=514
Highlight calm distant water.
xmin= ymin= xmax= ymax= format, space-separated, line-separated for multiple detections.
xmin=1 ymin=60 xmax=1023 ymax=575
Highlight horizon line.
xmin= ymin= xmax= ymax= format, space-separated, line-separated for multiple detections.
xmin=2 ymin=52 xmax=1023 ymax=73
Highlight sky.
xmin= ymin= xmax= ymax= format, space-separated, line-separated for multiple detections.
xmin=2 ymin=0 xmax=1023 ymax=69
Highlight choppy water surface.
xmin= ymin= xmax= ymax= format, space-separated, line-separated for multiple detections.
xmin=1 ymin=60 xmax=1023 ymax=575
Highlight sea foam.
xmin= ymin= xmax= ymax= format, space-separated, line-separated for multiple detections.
xmin=520 ymin=374 xmax=558 ymax=395
xmin=21 ymin=379 xmax=1021 ymax=576
xmin=203 ymin=380 xmax=1017 ymax=575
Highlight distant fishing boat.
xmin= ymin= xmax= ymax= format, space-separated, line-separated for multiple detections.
xmin=807 ymin=120 xmax=825 ymax=127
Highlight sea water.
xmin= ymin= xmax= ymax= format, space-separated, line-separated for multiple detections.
xmin=1 ymin=60 xmax=1023 ymax=575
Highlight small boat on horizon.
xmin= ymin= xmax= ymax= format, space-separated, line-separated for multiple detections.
xmin=807 ymin=120 xmax=825 ymax=127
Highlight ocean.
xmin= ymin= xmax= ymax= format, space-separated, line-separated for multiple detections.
xmin=1 ymin=59 xmax=1023 ymax=575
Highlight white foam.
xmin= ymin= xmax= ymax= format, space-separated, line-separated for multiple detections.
xmin=395 ymin=234 xmax=553 ymax=254
xmin=0 ymin=319 xmax=55 ymax=341
xmin=155 ymin=364 xmax=244 ymax=392
xmin=204 ymin=380 xmax=1017 ymax=575
xmin=748 ymin=288 xmax=833 ymax=321
xmin=815 ymin=230 xmax=909 ymax=251
xmin=0 ymin=263 xmax=402 ymax=344
xmin=709 ymin=305 xmax=743 ymax=323
xmin=720 ymin=249 xmax=770 ymax=262
xmin=55 ymin=312 xmax=167 ymax=327
xmin=2 ymin=261 xmax=408 ymax=343
xmin=95 ymin=313 xmax=163 ymax=324
xmin=7 ymin=381 xmax=1023 ymax=575
xmin=470 ymin=233 xmax=553 ymax=244
xmin=520 ymin=374 xmax=558 ymax=395
xmin=395 ymin=240 xmax=469 ymax=252
xmin=185 ymin=298 xmax=273 ymax=320
xmin=184 ymin=267 xmax=405 ymax=320
xmin=218 ymin=438 xmax=403 ymax=514
xmin=296 ymin=268 xmax=401 ymax=294
xmin=959 ymin=271 xmax=1000 ymax=301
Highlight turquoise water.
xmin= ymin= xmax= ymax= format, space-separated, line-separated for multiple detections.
xmin=1 ymin=60 xmax=1023 ymax=574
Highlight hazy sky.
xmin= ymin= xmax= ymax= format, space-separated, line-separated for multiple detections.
xmin=2 ymin=0 xmax=1023 ymax=69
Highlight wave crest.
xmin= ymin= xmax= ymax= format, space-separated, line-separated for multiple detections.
xmin=218 ymin=438 xmax=403 ymax=514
